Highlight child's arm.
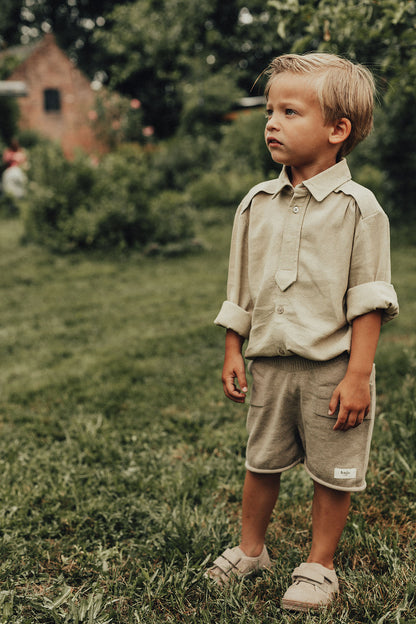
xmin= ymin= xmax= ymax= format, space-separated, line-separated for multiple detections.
xmin=222 ymin=329 xmax=248 ymax=403
xmin=329 ymin=310 xmax=382 ymax=431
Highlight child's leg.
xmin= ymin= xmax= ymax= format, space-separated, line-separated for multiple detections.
xmin=307 ymin=481 xmax=350 ymax=569
xmin=281 ymin=481 xmax=347 ymax=610
xmin=240 ymin=470 xmax=281 ymax=557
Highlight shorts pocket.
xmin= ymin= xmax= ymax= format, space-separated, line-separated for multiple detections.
xmin=312 ymin=381 xmax=375 ymax=421
xmin=312 ymin=396 xmax=337 ymax=419
xmin=249 ymin=359 xmax=271 ymax=408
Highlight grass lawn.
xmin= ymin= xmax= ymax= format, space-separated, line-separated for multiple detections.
xmin=0 ymin=212 xmax=414 ymax=623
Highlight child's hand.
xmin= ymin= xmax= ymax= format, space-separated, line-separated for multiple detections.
xmin=222 ymin=352 xmax=248 ymax=403
xmin=329 ymin=372 xmax=371 ymax=431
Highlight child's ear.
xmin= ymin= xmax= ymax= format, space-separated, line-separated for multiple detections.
xmin=329 ymin=118 xmax=352 ymax=146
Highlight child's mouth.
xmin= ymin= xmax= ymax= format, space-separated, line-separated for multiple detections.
xmin=267 ymin=137 xmax=282 ymax=146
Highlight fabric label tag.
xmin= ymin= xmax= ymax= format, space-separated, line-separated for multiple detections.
xmin=334 ymin=468 xmax=357 ymax=479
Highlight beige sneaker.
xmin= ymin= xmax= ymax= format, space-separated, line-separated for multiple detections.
xmin=281 ymin=562 xmax=339 ymax=611
xmin=205 ymin=545 xmax=271 ymax=585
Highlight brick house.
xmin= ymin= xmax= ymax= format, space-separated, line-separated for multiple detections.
xmin=2 ymin=33 xmax=106 ymax=158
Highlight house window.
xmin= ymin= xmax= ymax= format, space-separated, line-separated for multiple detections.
xmin=44 ymin=88 xmax=61 ymax=112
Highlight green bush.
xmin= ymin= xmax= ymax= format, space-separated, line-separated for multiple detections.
xmin=188 ymin=169 xmax=264 ymax=209
xmin=178 ymin=66 xmax=244 ymax=138
xmin=151 ymin=134 xmax=218 ymax=191
xmin=22 ymin=142 xmax=196 ymax=252
xmin=373 ymin=94 xmax=416 ymax=223
xmin=0 ymin=192 xmax=20 ymax=217
xmin=184 ymin=110 xmax=277 ymax=209
xmin=18 ymin=129 xmax=49 ymax=150
xmin=149 ymin=191 xmax=195 ymax=245
xmin=218 ymin=110 xmax=274 ymax=177
xmin=22 ymin=143 xmax=100 ymax=250
xmin=0 ymin=97 xmax=19 ymax=144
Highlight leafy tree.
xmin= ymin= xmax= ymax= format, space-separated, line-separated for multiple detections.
xmin=0 ymin=0 xmax=127 ymax=76
xmin=268 ymin=0 xmax=416 ymax=87
xmin=0 ymin=0 xmax=25 ymax=47
xmin=91 ymin=0 xmax=286 ymax=137
xmin=0 ymin=99 xmax=20 ymax=145
xmin=92 ymin=0 xmax=235 ymax=136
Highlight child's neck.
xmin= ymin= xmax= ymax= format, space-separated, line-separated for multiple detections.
xmin=288 ymin=161 xmax=337 ymax=187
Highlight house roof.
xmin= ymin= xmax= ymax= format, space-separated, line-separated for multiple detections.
xmin=0 ymin=40 xmax=39 ymax=65
xmin=0 ymin=36 xmax=48 ymax=96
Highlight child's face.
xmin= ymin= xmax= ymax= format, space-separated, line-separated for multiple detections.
xmin=265 ymin=72 xmax=339 ymax=181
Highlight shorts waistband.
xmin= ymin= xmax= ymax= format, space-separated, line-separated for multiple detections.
xmin=253 ymin=352 xmax=349 ymax=372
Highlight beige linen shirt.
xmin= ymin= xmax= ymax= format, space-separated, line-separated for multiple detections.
xmin=215 ymin=160 xmax=399 ymax=360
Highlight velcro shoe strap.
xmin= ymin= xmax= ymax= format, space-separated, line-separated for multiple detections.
xmin=292 ymin=566 xmax=326 ymax=585
xmin=212 ymin=548 xmax=242 ymax=574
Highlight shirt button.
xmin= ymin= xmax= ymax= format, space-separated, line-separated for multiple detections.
xmin=292 ymin=206 xmax=300 ymax=214
xmin=276 ymin=306 xmax=284 ymax=314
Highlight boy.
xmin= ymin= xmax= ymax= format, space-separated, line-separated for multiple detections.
xmin=208 ymin=53 xmax=399 ymax=611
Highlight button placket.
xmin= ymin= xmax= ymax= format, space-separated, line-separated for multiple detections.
xmin=275 ymin=193 xmax=309 ymax=291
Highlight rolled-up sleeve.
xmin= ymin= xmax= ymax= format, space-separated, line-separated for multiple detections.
xmin=346 ymin=208 xmax=399 ymax=324
xmin=346 ymin=281 xmax=398 ymax=324
xmin=214 ymin=301 xmax=252 ymax=338
xmin=214 ymin=204 xmax=253 ymax=338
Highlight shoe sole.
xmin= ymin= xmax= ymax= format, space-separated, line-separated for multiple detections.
xmin=281 ymin=598 xmax=328 ymax=612
xmin=205 ymin=565 xmax=271 ymax=585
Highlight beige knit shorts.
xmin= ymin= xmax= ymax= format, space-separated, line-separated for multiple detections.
xmin=246 ymin=353 xmax=376 ymax=492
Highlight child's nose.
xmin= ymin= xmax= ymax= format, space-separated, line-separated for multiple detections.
xmin=266 ymin=114 xmax=280 ymax=130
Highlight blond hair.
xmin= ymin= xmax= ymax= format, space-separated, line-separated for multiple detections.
xmin=265 ymin=53 xmax=375 ymax=157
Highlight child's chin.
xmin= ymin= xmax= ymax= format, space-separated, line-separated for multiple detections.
xmin=270 ymin=154 xmax=285 ymax=165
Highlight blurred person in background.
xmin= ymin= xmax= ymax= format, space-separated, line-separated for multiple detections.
xmin=2 ymin=138 xmax=27 ymax=199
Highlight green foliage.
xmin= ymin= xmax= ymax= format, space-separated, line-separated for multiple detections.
xmin=219 ymin=110 xmax=274 ymax=176
xmin=268 ymin=0 xmax=416 ymax=83
xmin=179 ymin=66 xmax=244 ymax=137
xmin=93 ymin=0 xmax=218 ymax=136
xmin=150 ymin=134 xmax=218 ymax=191
xmin=188 ymin=170 xmax=263 ymax=209
xmin=6 ymin=0 xmax=128 ymax=74
xmin=373 ymin=93 xmax=416 ymax=223
xmin=134 ymin=111 xmax=270 ymax=209
xmin=148 ymin=191 xmax=195 ymax=245
xmin=91 ymin=92 xmax=145 ymax=149
xmin=0 ymin=51 xmax=22 ymax=80
xmin=17 ymin=128 xmax=49 ymax=149
xmin=92 ymin=0 xmax=282 ymax=137
xmin=0 ymin=0 xmax=23 ymax=47
xmin=22 ymin=143 xmax=196 ymax=251
xmin=0 ymin=97 xmax=19 ymax=144
xmin=185 ymin=110 xmax=275 ymax=208
xmin=0 ymin=192 xmax=20 ymax=217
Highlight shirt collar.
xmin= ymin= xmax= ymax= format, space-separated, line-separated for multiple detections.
xmin=240 ymin=160 xmax=352 ymax=213
xmin=302 ymin=159 xmax=352 ymax=201
xmin=272 ymin=159 xmax=352 ymax=202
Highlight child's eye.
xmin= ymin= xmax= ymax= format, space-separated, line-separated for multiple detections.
xmin=265 ymin=109 xmax=273 ymax=119
xmin=286 ymin=108 xmax=297 ymax=116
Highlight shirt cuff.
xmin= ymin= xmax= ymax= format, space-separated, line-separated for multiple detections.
xmin=346 ymin=281 xmax=399 ymax=324
xmin=214 ymin=301 xmax=251 ymax=338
